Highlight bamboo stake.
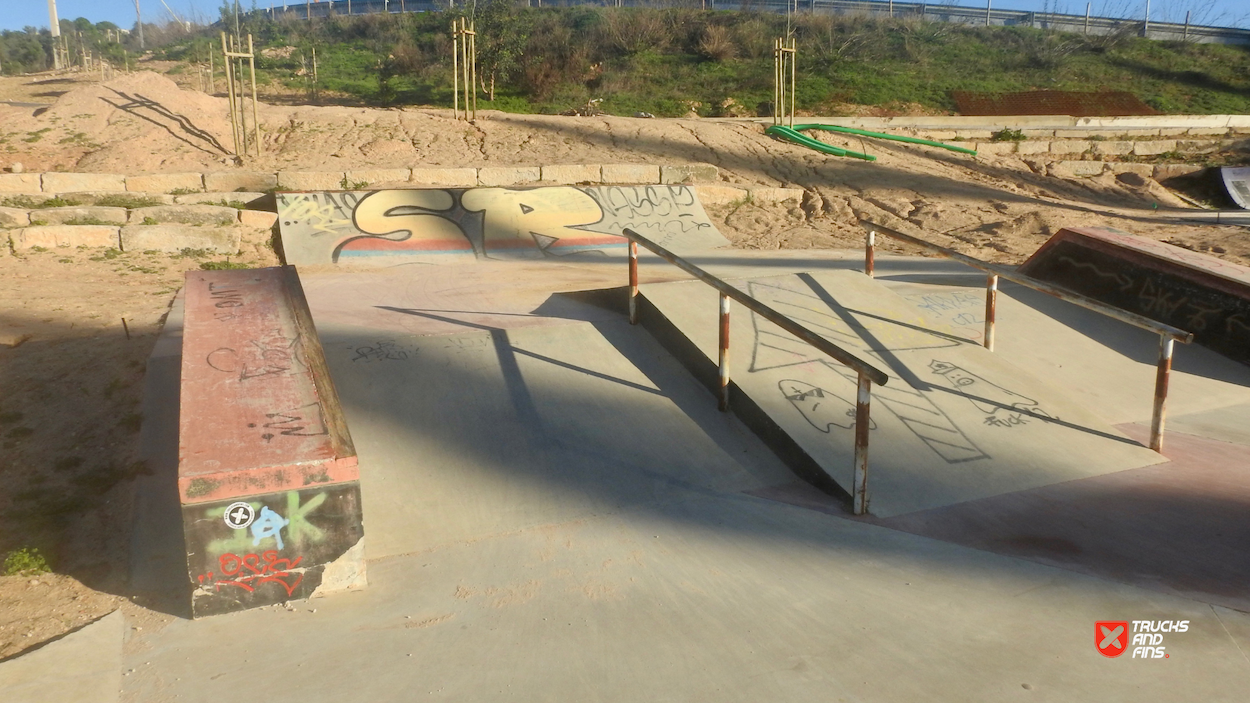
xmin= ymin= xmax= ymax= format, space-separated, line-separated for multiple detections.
xmin=249 ymin=34 xmax=261 ymax=156
xmin=789 ymin=37 xmax=796 ymax=129
xmin=461 ymin=20 xmax=471 ymax=122
xmin=470 ymin=21 xmax=477 ymax=121
xmin=455 ymin=20 xmax=465 ymax=118
xmin=222 ymin=33 xmax=241 ymax=157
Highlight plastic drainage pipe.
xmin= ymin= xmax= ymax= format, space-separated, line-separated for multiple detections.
xmin=765 ymin=125 xmax=877 ymax=161
xmin=795 ymin=123 xmax=979 ymax=155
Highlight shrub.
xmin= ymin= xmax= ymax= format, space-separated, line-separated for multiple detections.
xmin=698 ymin=25 xmax=736 ymax=63
xmin=3 ymin=548 xmax=51 ymax=576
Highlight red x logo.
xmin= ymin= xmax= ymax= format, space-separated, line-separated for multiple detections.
xmin=1096 ymin=621 xmax=1129 ymax=658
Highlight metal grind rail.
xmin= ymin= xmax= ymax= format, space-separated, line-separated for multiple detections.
xmin=621 ymin=228 xmax=889 ymax=515
xmin=859 ymin=220 xmax=1194 ymax=453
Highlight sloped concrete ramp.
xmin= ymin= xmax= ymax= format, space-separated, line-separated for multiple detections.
xmin=641 ymin=269 xmax=1166 ymax=517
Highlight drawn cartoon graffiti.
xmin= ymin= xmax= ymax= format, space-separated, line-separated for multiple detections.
xmin=780 ymin=379 xmax=876 ymax=432
xmin=277 ymin=185 xmax=727 ymax=265
xmin=747 ymin=280 xmax=962 ymax=374
xmin=745 ymin=279 xmax=987 ymax=464
xmin=196 ymin=551 xmax=305 ymax=597
xmin=929 ymin=360 xmax=1056 ymax=428
xmin=828 ymin=363 xmax=989 ymax=463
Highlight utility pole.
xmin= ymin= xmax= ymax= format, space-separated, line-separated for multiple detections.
xmin=48 ymin=0 xmax=63 ymax=69
xmin=133 ymin=0 xmax=145 ymax=50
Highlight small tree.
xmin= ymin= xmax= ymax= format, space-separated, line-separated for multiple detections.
xmin=474 ymin=0 xmax=529 ymax=102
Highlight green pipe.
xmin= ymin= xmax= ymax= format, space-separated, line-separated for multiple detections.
xmin=765 ymin=125 xmax=877 ymax=161
xmin=795 ymin=123 xmax=978 ymax=155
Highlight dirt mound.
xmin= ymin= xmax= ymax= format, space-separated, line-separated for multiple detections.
xmin=1 ymin=71 xmax=236 ymax=173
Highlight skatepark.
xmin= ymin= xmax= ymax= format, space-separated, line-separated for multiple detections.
xmin=2 ymin=60 xmax=1250 ymax=698
xmin=2 ymin=177 xmax=1235 ymax=701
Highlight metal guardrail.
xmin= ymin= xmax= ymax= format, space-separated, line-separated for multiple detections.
xmin=621 ymin=228 xmax=888 ymax=515
xmin=255 ymin=0 xmax=1250 ymax=46
xmin=859 ymin=219 xmax=1193 ymax=453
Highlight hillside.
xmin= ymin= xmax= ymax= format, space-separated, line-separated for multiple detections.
xmin=129 ymin=6 xmax=1250 ymax=117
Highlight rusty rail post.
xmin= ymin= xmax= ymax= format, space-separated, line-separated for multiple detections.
xmin=853 ymin=372 xmax=872 ymax=515
xmin=865 ymin=229 xmax=875 ymax=278
xmin=984 ymin=273 xmax=998 ymax=351
xmin=718 ymin=293 xmax=731 ymax=412
xmin=628 ymin=240 xmax=639 ymax=325
xmin=1150 ymin=334 xmax=1173 ymax=452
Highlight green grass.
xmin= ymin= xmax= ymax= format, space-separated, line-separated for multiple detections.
xmin=149 ymin=9 xmax=1250 ymax=118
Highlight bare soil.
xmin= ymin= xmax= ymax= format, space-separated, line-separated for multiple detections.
xmin=0 ymin=65 xmax=1246 ymax=661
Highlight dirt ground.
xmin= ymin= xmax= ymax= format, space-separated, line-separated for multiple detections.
xmin=0 ymin=64 xmax=1247 ymax=661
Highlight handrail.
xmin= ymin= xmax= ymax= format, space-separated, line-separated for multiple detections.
xmin=858 ymin=219 xmax=1192 ymax=452
xmin=621 ymin=227 xmax=887 ymax=515
xmin=621 ymin=229 xmax=889 ymax=386
xmin=857 ymin=221 xmax=1194 ymax=343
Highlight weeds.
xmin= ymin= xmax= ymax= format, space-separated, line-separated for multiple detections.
xmin=22 ymin=128 xmax=52 ymax=143
xmin=991 ymin=128 xmax=1027 ymax=142
xmin=2 ymin=196 xmax=82 ymax=209
xmin=95 ymin=195 xmax=164 ymax=209
xmin=3 ymin=548 xmax=51 ymax=576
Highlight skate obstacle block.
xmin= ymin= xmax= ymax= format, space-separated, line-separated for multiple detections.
xmin=178 ymin=266 xmax=365 ymax=618
xmin=1018 ymin=226 xmax=1250 ymax=365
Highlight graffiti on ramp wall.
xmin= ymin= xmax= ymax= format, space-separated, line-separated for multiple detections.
xmin=277 ymin=185 xmax=729 ymax=265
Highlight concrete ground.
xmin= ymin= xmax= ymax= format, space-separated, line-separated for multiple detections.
xmin=77 ymin=251 xmax=1250 ymax=701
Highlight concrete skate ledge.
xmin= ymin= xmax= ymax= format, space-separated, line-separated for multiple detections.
xmin=179 ymin=265 xmax=356 ymax=504
xmin=178 ymin=265 xmax=365 ymax=617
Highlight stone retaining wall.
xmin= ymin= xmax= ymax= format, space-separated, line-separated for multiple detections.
xmin=0 ymin=163 xmax=722 ymax=196
xmin=971 ymin=138 xmax=1241 ymax=157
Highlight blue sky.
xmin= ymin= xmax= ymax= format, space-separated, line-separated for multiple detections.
xmin=1 ymin=0 xmax=1247 ymax=33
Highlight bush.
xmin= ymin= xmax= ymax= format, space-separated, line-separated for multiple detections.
xmin=991 ymin=128 xmax=1027 ymax=142
xmin=3 ymin=548 xmax=51 ymax=576
xmin=697 ymin=25 xmax=736 ymax=63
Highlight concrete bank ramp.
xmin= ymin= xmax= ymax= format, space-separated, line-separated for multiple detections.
xmin=641 ymin=270 xmax=1166 ymax=517
xmin=277 ymin=185 xmax=729 ymax=265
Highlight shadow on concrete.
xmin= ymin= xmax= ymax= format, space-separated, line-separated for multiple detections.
xmin=318 ymin=288 xmax=1250 ymax=613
